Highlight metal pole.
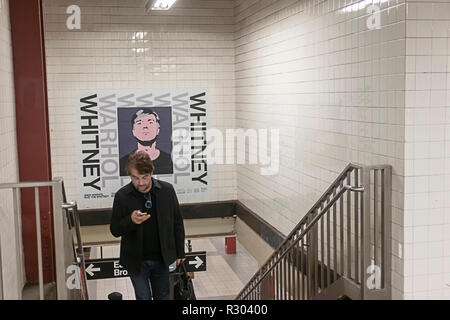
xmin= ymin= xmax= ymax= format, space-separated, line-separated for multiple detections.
xmin=34 ymin=187 xmax=44 ymax=300
xmin=354 ymin=170 xmax=359 ymax=283
xmin=72 ymin=203 xmax=89 ymax=300
xmin=362 ymin=166 xmax=371 ymax=299
xmin=374 ymin=170 xmax=378 ymax=268
xmin=52 ymin=180 xmax=68 ymax=300
xmin=339 ymin=181 xmax=344 ymax=276
xmin=320 ymin=214 xmax=324 ymax=291
xmin=0 ymin=235 xmax=3 ymax=300
xmin=381 ymin=170 xmax=385 ymax=287
xmin=313 ymin=210 xmax=318 ymax=295
xmin=346 ymin=172 xmax=351 ymax=279
xmin=301 ymin=233 xmax=306 ymax=299
xmin=333 ymin=188 xmax=337 ymax=283
xmin=13 ymin=187 xmax=23 ymax=299
xmin=383 ymin=166 xmax=392 ymax=299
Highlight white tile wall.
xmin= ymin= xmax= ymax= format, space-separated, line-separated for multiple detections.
xmin=42 ymin=0 xmax=237 ymax=206
xmin=234 ymin=0 xmax=407 ymax=299
xmin=38 ymin=0 xmax=450 ymax=300
xmin=404 ymin=0 xmax=450 ymax=300
xmin=0 ymin=0 xmax=22 ymax=299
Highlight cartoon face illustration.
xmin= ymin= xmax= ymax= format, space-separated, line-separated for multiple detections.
xmin=132 ymin=113 xmax=160 ymax=142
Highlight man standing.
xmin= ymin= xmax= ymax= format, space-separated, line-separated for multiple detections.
xmin=110 ymin=151 xmax=185 ymax=300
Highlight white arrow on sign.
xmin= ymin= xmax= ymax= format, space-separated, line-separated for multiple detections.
xmin=86 ymin=264 xmax=101 ymax=277
xmin=188 ymin=256 xmax=204 ymax=269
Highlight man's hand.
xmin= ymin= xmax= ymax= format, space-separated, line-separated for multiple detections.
xmin=131 ymin=210 xmax=151 ymax=224
xmin=176 ymin=258 xmax=186 ymax=266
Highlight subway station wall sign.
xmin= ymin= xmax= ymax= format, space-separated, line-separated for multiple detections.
xmin=76 ymin=89 xmax=209 ymax=208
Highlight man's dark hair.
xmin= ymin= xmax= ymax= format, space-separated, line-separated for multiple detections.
xmin=131 ymin=108 xmax=160 ymax=128
xmin=125 ymin=151 xmax=155 ymax=175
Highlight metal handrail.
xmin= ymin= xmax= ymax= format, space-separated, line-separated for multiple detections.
xmin=283 ymin=163 xmax=362 ymax=243
xmin=0 ymin=178 xmax=81 ymax=300
xmin=0 ymin=236 xmax=3 ymax=300
xmin=236 ymin=164 xmax=392 ymax=300
xmin=236 ymin=164 xmax=360 ymax=299
xmin=62 ymin=201 xmax=89 ymax=300
xmin=239 ymin=187 xmax=348 ymax=298
xmin=236 ymin=164 xmax=360 ymax=300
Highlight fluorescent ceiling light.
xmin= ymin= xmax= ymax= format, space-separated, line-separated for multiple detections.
xmin=149 ymin=0 xmax=177 ymax=11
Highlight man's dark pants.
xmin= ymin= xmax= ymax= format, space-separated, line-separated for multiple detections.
xmin=129 ymin=259 xmax=170 ymax=300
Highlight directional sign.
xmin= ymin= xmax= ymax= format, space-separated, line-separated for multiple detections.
xmin=84 ymin=258 xmax=129 ymax=280
xmin=84 ymin=252 xmax=207 ymax=280
xmin=184 ymin=251 xmax=206 ymax=273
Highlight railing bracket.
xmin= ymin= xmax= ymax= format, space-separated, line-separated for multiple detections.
xmin=344 ymin=185 xmax=364 ymax=192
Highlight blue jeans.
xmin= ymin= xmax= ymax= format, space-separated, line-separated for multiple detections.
xmin=129 ymin=259 xmax=170 ymax=300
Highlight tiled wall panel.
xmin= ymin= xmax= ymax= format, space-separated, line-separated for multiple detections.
xmin=234 ymin=0 xmax=407 ymax=299
xmin=0 ymin=0 xmax=22 ymax=299
xmin=42 ymin=0 xmax=237 ymax=206
xmin=39 ymin=0 xmax=450 ymax=300
xmin=403 ymin=0 xmax=450 ymax=300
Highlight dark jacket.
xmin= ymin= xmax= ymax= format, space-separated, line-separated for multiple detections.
xmin=110 ymin=178 xmax=185 ymax=275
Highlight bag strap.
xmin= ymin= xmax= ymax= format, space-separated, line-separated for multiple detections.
xmin=176 ymin=260 xmax=189 ymax=275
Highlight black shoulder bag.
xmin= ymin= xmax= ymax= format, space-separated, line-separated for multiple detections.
xmin=173 ymin=262 xmax=196 ymax=300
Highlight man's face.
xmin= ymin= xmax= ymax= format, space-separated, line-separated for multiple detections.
xmin=129 ymin=168 xmax=152 ymax=193
xmin=132 ymin=113 xmax=159 ymax=142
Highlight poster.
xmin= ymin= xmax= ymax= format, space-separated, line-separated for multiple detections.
xmin=76 ymin=89 xmax=208 ymax=208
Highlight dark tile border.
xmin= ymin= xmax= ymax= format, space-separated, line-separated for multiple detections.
xmin=235 ymin=201 xmax=285 ymax=249
xmin=78 ymin=200 xmax=236 ymax=226
xmin=78 ymin=200 xmax=285 ymax=250
xmin=181 ymin=200 xmax=236 ymax=219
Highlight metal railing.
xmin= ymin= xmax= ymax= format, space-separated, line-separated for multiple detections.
xmin=236 ymin=164 xmax=392 ymax=300
xmin=62 ymin=201 xmax=89 ymax=300
xmin=0 ymin=235 xmax=3 ymax=300
xmin=0 ymin=178 xmax=83 ymax=300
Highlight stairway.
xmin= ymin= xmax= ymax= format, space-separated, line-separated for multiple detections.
xmin=236 ymin=164 xmax=392 ymax=300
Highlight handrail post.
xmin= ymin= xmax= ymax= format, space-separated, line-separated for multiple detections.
xmin=361 ymin=166 xmax=370 ymax=299
xmin=12 ymin=187 xmax=23 ymax=299
xmin=0 ymin=235 xmax=3 ymax=300
xmin=34 ymin=187 xmax=44 ymax=300
xmin=361 ymin=166 xmax=392 ymax=300
xmin=382 ymin=166 xmax=392 ymax=299
xmin=63 ymin=201 xmax=89 ymax=300
xmin=52 ymin=179 xmax=68 ymax=300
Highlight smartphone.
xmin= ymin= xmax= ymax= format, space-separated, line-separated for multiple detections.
xmin=137 ymin=210 xmax=147 ymax=216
